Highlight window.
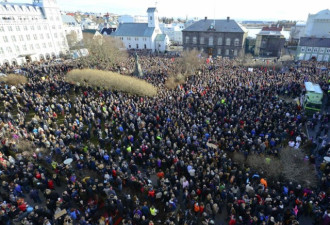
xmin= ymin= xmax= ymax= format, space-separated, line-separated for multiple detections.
xmin=0 ymin=26 xmax=4 ymax=32
xmin=30 ymin=44 xmax=34 ymax=50
xmin=33 ymin=34 xmax=38 ymax=40
xmin=128 ymin=44 xmax=131 ymax=48
xmin=8 ymin=26 xmax=13 ymax=31
xmin=200 ymin=37 xmax=204 ymax=44
xmin=40 ymin=34 xmax=44 ymax=39
xmin=143 ymin=38 xmax=147 ymax=41
xmin=226 ymin=38 xmax=231 ymax=46
xmin=185 ymin=36 xmax=189 ymax=44
xmin=3 ymin=36 xmax=8 ymax=43
xmin=37 ymin=25 xmax=41 ymax=30
xmin=30 ymin=25 xmax=34 ymax=30
xmin=144 ymin=44 xmax=147 ymax=49
xmin=234 ymin=49 xmax=238 ymax=56
xmin=300 ymin=47 xmax=305 ymax=52
xmin=313 ymin=47 xmax=318 ymax=53
xmin=319 ymin=48 xmax=325 ymax=53
xmin=15 ymin=26 xmax=20 ymax=31
xmin=0 ymin=47 xmax=4 ymax=55
xmin=35 ymin=44 xmax=40 ymax=49
xmin=46 ymin=34 xmax=50 ymax=39
xmin=52 ymin=25 xmax=55 ymax=29
xmin=193 ymin=37 xmax=197 ymax=44
xmin=225 ymin=49 xmax=229 ymax=55
xmin=135 ymin=37 xmax=139 ymax=41
xmin=22 ymin=45 xmax=27 ymax=51
xmin=6 ymin=47 xmax=12 ymax=53
xmin=217 ymin=48 xmax=221 ymax=55
xmin=150 ymin=16 xmax=152 ymax=20
xmin=23 ymin=26 xmax=28 ymax=31
xmin=234 ymin=38 xmax=240 ymax=46
xmin=19 ymin=35 xmax=24 ymax=41
xmin=136 ymin=44 xmax=139 ymax=49
xmin=307 ymin=47 xmax=312 ymax=53
xmin=217 ymin=37 xmax=222 ymax=45
xmin=127 ymin=37 xmax=131 ymax=40
xmin=15 ymin=45 xmax=20 ymax=53
xmin=26 ymin=35 xmax=31 ymax=40
xmin=54 ymin=33 xmax=58 ymax=38
xmin=326 ymin=48 xmax=330 ymax=53
xmin=11 ymin=36 xmax=16 ymax=42
xmin=42 ymin=43 xmax=46 ymax=48
xmin=48 ymin=42 xmax=52 ymax=47
xmin=208 ymin=37 xmax=213 ymax=46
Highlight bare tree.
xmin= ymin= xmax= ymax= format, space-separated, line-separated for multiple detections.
xmin=81 ymin=33 xmax=128 ymax=70
xmin=66 ymin=31 xmax=78 ymax=49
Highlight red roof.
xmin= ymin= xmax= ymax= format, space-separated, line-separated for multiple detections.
xmin=66 ymin=13 xmax=75 ymax=16
xmin=262 ymin=26 xmax=283 ymax=31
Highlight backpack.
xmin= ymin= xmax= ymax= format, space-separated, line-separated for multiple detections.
xmin=133 ymin=212 xmax=141 ymax=220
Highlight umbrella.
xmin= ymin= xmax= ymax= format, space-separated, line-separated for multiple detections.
xmin=63 ymin=158 xmax=73 ymax=165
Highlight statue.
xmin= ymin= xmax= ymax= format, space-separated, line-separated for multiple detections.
xmin=134 ymin=52 xmax=143 ymax=77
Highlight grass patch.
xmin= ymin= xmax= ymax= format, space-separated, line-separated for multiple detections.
xmin=0 ymin=74 xmax=27 ymax=86
xmin=66 ymin=69 xmax=157 ymax=97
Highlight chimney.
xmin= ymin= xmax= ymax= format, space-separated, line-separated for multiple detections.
xmin=205 ymin=17 xmax=207 ymax=21
xmin=227 ymin=17 xmax=230 ymax=22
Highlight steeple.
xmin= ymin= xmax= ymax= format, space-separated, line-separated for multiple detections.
xmin=147 ymin=7 xmax=159 ymax=28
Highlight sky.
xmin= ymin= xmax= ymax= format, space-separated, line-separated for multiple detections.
xmin=9 ymin=0 xmax=330 ymax=21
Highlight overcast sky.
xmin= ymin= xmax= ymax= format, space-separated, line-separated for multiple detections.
xmin=9 ymin=0 xmax=330 ymax=21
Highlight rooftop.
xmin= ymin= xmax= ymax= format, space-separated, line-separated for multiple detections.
xmin=111 ymin=23 xmax=155 ymax=37
xmin=183 ymin=19 xmax=246 ymax=33
xmin=299 ymin=37 xmax=330 ymax=47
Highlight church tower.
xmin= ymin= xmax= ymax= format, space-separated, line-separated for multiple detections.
xmin=147 ymin=7 xmax=159 ymax=28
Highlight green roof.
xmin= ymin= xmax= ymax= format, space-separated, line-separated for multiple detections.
xmin=155 ymin=34 xmax=166 ymax=41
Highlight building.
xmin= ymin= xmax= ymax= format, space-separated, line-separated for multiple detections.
xmin=111 ymin=7 xmax=169 ymax=52
xmin=118 ymin=15 xmax=148 ymax=24
xmin=61 ymin=14 xmax=83 ymax=45
xmin=81 ymin=18 xmax=98 ymax=30
xmin=295 ymin=9 xmax=330 ymax=62
xmin=254 ymin=26 xmax=286 ymax=57
xmin=304 ymin=9 xmax=330 ymax=38
xmin=159 ymin=23 xmax=184 ymax=45
xmin=295 ymin=37 xmax=330 ymax=62
xmin=182 ymin=17 xmax=247 ymax=58
xmin=289 ymin=22 xmax=306 ymax=43
xmin=0 ymin=0 xmax=69 ymax=66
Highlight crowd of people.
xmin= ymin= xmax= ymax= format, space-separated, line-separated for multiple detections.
xmin=0 ymin=55 xmax=329 ymax=225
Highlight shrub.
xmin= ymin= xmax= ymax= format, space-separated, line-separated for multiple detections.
xmin=0 ymin=74 xmax=27 ymax=86
xmin=231 ymin=148 xmax=317 ymax=188
xmin=280 ymin=147 xmax=317 ymax=188
xmin=66 ymin=69 xmax=157 ymax=97
xmin=165 ymin=74 xmax=186 ymax=90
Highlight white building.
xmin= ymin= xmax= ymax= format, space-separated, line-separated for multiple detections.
xmin=0 ymin=0 xmax=69 ymax=66
xmin=111 ymin=7 xmax=169 ymax=52
xmin=80 ymin=18 xmax=98 ymax=30
xmin=289 ymin=21 xmax=306 ymax=42
xmin=61 ymin=15 xmax=83 ymax=44
xmin=304 ymin=9 xmax=330 ymax=38
xmin=118 ymin=15 xmax=148 ymax=24
xmin=159 ymin=23 xmax=184 ymax=45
